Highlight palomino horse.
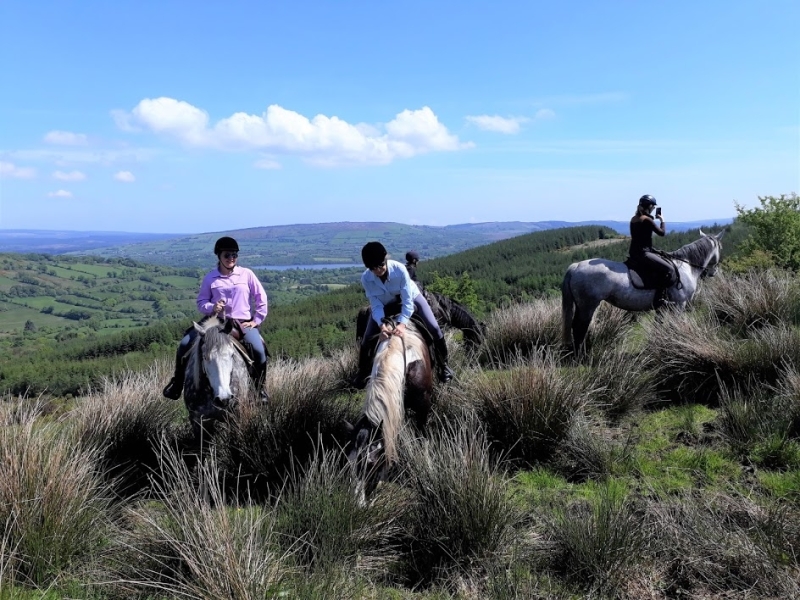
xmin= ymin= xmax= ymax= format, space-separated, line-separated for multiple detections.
xmin=345 ymin=320 xmax=433 ymax=503
xmin=356 ymin=289 xmax=484 ymax=350
xmin=562 ymin=230 xmax=724 ymax=355
xmin=183 ymin=315 xmax=253 ymax=437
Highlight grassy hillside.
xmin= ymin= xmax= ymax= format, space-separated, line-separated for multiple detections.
xmin=1 ymin=266 xmax=798 ymax=599
xmin=0 ymin=224 xmax=745 ymax=396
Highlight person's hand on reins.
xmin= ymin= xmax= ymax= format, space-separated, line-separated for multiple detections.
xmin=379 ymin=320 xmax=406 ymax=341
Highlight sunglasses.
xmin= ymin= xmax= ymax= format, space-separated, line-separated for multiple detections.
xmin=369 ymin=261 xmax=387 ymax=271
xmin=222 ymin=252 xmax=238 ymax=259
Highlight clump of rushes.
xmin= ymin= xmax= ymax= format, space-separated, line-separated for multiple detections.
xmin=218 ymin=357 xmax=358 ymax=498
xmin=470 ymin=353 xmax=592 ymax=465
xmin=648 ymin=491 xmax=800 ymax=598
xmin=584 ymin=302 xmax=637 ymax=359
xmin=398 ymin=415 xmax=528 ymax=587
xmin=585 ymin=343 xmax=657 ymax=421
xmin=480 ymin=298 xmax=562 ymax=365
xmin=69 ymin=365 xmax=185 ymax=496
xmin=700 ymin=270 xmax=800 ymax=334
xmin=274 ymin=445 xmax=407 ymax=578
xmin=0 ymin=402 xmax=112 ymax=588
xmin=113 ymin=443 xmax=293 ymax=600
xmin=717 ymin=370 xmax=800 ymax=469
xmin=547 ymin=481 xmax=646 ymax=596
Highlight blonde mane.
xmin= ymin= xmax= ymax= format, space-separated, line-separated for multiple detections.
xmin=363 ymin=322 xmax=426 ymax=463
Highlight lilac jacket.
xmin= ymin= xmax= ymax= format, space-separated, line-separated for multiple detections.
xmin=197 ymin=266 xmax=268 ymax=326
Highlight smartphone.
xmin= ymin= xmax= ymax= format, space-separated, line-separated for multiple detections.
xmin=655 ymin=207 xmax=662 ymax=218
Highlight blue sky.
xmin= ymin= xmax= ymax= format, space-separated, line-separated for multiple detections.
xmin=0 ymin=1 xmax=797 ymax=233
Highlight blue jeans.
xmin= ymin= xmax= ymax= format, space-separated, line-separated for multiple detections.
xmin=362 ymin=294 xmax=443 ymax=345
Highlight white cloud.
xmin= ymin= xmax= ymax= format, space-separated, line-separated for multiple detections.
xmin=44 ymin=130 xmax=88 ymax=146
xmin=47 ymin=189 xmax=73 ymax=198
xmin=114 ymin=170 xmax=135 ymax=182
xmin=466 ymin=115 xmax=530 ymax=134
xmin=119 ymin=97 xmax=471 ymax=166
xmin=534 ymin=108 xmax=556 ymax=120
xmin=254 ymin=157 xmax=282 ymax=170
xmin=0 ymin=161 xmax=36 ymax=179
xmin=53 ymin=170 xmax=87 ymax=181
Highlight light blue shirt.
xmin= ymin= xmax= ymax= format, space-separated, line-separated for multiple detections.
xmin=361 ymin=259 xmax=420 ymax=325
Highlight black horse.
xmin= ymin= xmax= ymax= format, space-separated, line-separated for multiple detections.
xmin=356 ymin=290 xmax=484 ymax=350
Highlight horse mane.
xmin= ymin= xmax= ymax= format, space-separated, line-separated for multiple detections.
xmin=668 ymin=235 xmax=717 ymax=265
xmin=363 ymin=322 xmax=426 ymax=464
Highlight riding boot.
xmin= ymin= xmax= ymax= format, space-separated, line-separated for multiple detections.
xmin=163 ymin=354 xmax=186 ymax=400
xmin=252 ymin=362 xmax=269 ymax=402
xmin=350 ymin=342 xmax=373 ymax=389
xmin=653 ymin=287 xmax=675 ymax=311
xmin=433 ymin=337 xmax=455 ymax=384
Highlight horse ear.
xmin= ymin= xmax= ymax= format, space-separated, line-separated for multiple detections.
xmin=699 ymin=228 xmax=706 ymax=237
xmin=192 ymin=321 xmax=203 ymax=333
xmin=716 ymin=229 xmax=725 ymax=239
xmin=222 ymin=318 xmax=234 ymax=334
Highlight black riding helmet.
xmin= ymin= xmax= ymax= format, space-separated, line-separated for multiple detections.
xmin=638 ymin=194 xmax=657 ymax=207
xmin=362 ymin=241 xmax=387 ymax=269
xmin=214 ymin=236 xmax=239 ymax=255
xmin=405 ymin=250 xmax=420 ymax=263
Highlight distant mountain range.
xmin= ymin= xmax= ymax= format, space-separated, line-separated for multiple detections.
xmin=0 ymin=219 xmax=733 ymax=267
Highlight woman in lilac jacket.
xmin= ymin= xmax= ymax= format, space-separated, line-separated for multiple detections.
xmin=163 ymin=236 xmax=269 ymax=400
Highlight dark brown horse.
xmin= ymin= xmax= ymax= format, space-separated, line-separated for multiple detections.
xmin=344 ymin=320 xmax=433 ymax=503
xmin=356 ymin=290 xmax=484 ymax=350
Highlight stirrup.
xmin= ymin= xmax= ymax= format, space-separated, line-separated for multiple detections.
xmin=438 ymin=365 xmax=454 ymax=383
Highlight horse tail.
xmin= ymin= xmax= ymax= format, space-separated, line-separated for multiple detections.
xmin=562 ymin=265 xmax=576 ymax=348
xmin=364 ymin=334 xmax=408 ymax=464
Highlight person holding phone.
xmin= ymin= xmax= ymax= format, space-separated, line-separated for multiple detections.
xmin=629 ymin=195 xmax=676 ymax=309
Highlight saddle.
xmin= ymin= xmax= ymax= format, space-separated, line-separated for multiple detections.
xmin=363 ymin=299 xmax=438 ymax=370
xmin=624 ymin=253 xmax=682 ymax=290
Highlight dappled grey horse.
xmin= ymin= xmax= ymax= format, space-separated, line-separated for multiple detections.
xmin=183 ymin=315 xmax=253 ymax=438
xmin=562 ymin=230 xmax=724 ymax=354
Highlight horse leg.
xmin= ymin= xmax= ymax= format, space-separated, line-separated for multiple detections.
xmin=405 ymin=361 xmax=432 ymax=432
xmin=572 ymin=302 xmax=600 ymax=357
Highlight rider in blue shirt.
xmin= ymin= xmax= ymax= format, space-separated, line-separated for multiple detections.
xmin=353 ymin=241 xmax=454 ymax=388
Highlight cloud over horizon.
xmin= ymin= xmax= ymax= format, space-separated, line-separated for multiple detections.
xmin=47 ymin=189 xmax=73 ymax=198
xmin=466 ymin=115 xmax=530 ymax=134
xmin=0 ymin=161 xmax=36 ymax=179
xmin=117 ymin=97 xmax=472 ymax=166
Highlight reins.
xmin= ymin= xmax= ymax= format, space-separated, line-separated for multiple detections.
xmin=381 ymin=317 xmax=408 ymax=377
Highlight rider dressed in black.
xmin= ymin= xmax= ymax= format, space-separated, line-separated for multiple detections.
xmin=629 ymin=194 xmax=676 ymax=309
xmin=405 ymin=250 xmax=421 ymax=287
